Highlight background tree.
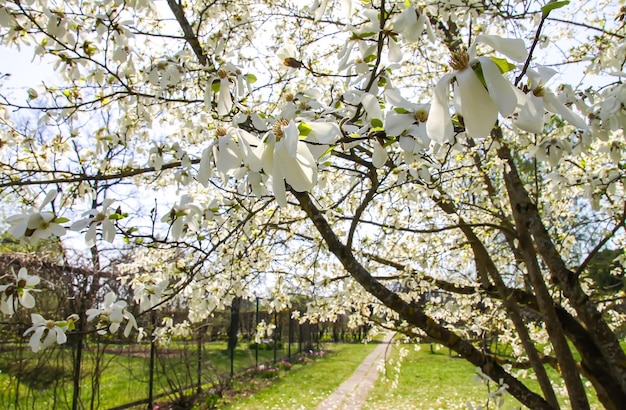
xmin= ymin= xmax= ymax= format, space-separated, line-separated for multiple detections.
xmin=0 ymin=0 xmax=625 ymax=408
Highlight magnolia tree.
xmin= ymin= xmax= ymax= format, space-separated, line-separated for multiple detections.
xmin=0 ymin=0 xmax=625 ymax=407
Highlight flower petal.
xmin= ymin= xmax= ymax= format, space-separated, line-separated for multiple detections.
xmin=282 ymin=122 xmax=300 ymax=158
xmin=372 ymin=140 xmax=388 ymax=168
xmin=388 ymin=37 xmax=403 ymax=62
xmin=456 ymin=67 xmax=498 ymax=138
xmin=19 ymin=292 xmax=36 ymax=309
xmin=543 ymin=91 xmax=589 ymax=130
xmin=479 ymin=57 xmax=517 ymax=117
xmin=217 ymin=78 xmax=233 ymax=116
xmin=29 ymin=327 xmax=45 ymax=352
xmin=361 ymin=93 xmax=383 ymax=121
xmin=515 ymin=92 xmax=545 ymax=134
xmin=40 ymin=189 xmax=58 ymax=210
xmin=384 ymin=112 xmax=415 ymax=136
xmin=55 ymin=328 xmax=67 ymax=345
xmin=475 ymin=35 xmax=528 ymax=62
xmin=281 ymin=146 xmax=318 ymax=192
xmin=426 ymin=73 xmax=455 ymax=143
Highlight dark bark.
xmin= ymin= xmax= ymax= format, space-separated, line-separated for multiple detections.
xmin=293 ymin=189 xmax=554 ymax=410
xmin=437 ymin=199 xmax=560 ymax=408
xmin=498 ymin=143 xmax=626 ymax=397
xmin=368 ymin=251 xmax=624 ymax=408
xmin=504 ymin=187 xmax=589 ymax=409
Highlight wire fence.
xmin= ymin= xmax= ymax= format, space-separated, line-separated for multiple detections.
xmin=0 ymin=306 xmax=367 ymax=409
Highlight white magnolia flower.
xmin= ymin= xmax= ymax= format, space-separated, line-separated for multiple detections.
xmin=392 ymin=6 xmax=435 ymax=44
xmin=514 ymin=66 xmax=589 ymax=133
xmin=337 ymin=9 xmax=382 ymax=72
xmin=70 ymin=198 xmax=118 ymax=247
xmin=215 ymin=68 xmax=233 ymax=116
xmin=384 ymin=88 xmax=430 ymax=138
xmin=134 ymin=279 xmax=169 ymax=312
xmin=205 ymin=63 xmax=249 ymax=117
xmin=0 ymin=267 xmax=40 ymax=315
xmin=254 ymin=320 xmax=276 ymax=344
xmin=597 ymin=82 xmax=626 ymax=131
xmin=210 ymin=127 xmax=264 ymax=179
xmin=161 ymin=195 xmax=201 ymax=240
xmin=277 ymin=42 xmax=303 ymax=70
xmin=234 ymin=106 xmax=268 ymax=132
xmin=86 ymin=291 xmax=137 ymax=337
xmin=426 ymin=35 xmax=528 ymax=142
xmin=262 ymin=120 xmax=318 ymax=206
xmin=302 ymin=120 xmax=341 ymax=160
xmin=7 ymin=190 xmax=67 ymax=243
xmin=23 ymin=314 xmax=68 ymax=352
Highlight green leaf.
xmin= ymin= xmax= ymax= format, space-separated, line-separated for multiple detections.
xmin=472 ymin=64 xmax=486 ymax=88
xmin=108 ymin=213 xmax=127 ymax=220
xmin=247 ymin=73 xmax=257 ymax=83
xmin=211 ymin=80 xmax=221 ymax=93
xmin=318 ymin=145 xmax=335 ymax=159
xmin=383 ymin=137 xmax=396 ymax=147
xmin=53 ymin=217 xmax=70 ymax=224
xmin=364 ymin=54 xmax=377 ymax=63
xmin=352 ymin=32 xmax=376 ymax=40
xmin=298 ymin=122 xmax=313 ymax=137
xmin=541 ymin=0 xmax=569 ymax=17
xmin=370 ymin=118 xmax=383 ymax=128
xmin=489 ymin=57 xmax=516 ymax=73
xmin=394 ymin=107 xmax=412 ymax=114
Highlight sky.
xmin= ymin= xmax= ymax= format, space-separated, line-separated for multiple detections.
xmin=0 ymin=45 xmax=57 ymax=94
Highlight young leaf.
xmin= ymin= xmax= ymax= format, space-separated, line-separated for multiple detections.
xmin=541 ymin=0 xmax=569 ymax=17
xmin=371 ymin=118 xmax=383 ymax=128
xmin=489 ymin=57 xmax=516 ymax=73
xmin=298 ymin=122 xmax=313 ymax=137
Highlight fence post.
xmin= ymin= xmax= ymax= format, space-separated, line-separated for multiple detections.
xmin=273 ymin=311 xmax=278 ymax=363
xmin=288 ymin=311 xmax=292 ymax=358
xmin=228 ymin=297 xmax=241 ymax=378
xmin=197 ymin=324 xmax=203 ymax=395
xmin=255 ymin=297 xmax=259 ymax=368
xmin=72 ymin=315 xmax=84 ymax=410
xmin=148 ymin=310 xmax=156 ymax=409
xmin=298 ymin=322 xmax=302 ymax=353
xmin=316 ymin=323 xmax=320 ymax=351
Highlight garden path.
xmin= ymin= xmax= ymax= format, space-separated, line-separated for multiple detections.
xmin=315 ymin=333 xmax=394 ymax=410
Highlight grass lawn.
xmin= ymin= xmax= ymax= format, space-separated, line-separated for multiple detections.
xmin=364 ymin=343 xmax=602 ymax=410
xmin=220 ymin=341 xmax=379 ymax=410
xmin=0 ymin=340 xmax=283 ymax=409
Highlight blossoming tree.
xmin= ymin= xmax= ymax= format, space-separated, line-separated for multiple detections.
xmin=0 ymin=0 xmax=625 ymax=407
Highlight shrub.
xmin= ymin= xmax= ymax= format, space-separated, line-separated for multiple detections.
xmin=254 ymin=364 xmax=279 ymax=379
xmin=277 ymin=360 xmax=292 ymax=371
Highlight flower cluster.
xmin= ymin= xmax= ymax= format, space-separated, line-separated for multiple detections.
xmin=254 ymin=319 xmax=276 ymax=344
xmin=7 ymin=190 xmax=67 ymax=244
xmin=0 ymin=267 xmax=40 ymax=315
xmin=426 ymin=35 xmax=588 ymax=142
xmin=24 ymin=313 xmax=78 ymax=353
xmin=86 ymin=291 xmax=138 ymax=337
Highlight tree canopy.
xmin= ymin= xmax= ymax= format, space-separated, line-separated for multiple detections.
xmin=0 ymin=0 xmax=625 ymax=408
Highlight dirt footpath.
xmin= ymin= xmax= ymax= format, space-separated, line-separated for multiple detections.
xmin=315 ymin=333 xmax=394 ymax=410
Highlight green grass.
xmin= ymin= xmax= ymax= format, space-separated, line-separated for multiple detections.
xmin=221 ymin=342 xmax=379 ymax=410
xmin=364 ymin=343 xmax=602 ymax=410
xmin=0 ymin=340 xmax=287 ymax=409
